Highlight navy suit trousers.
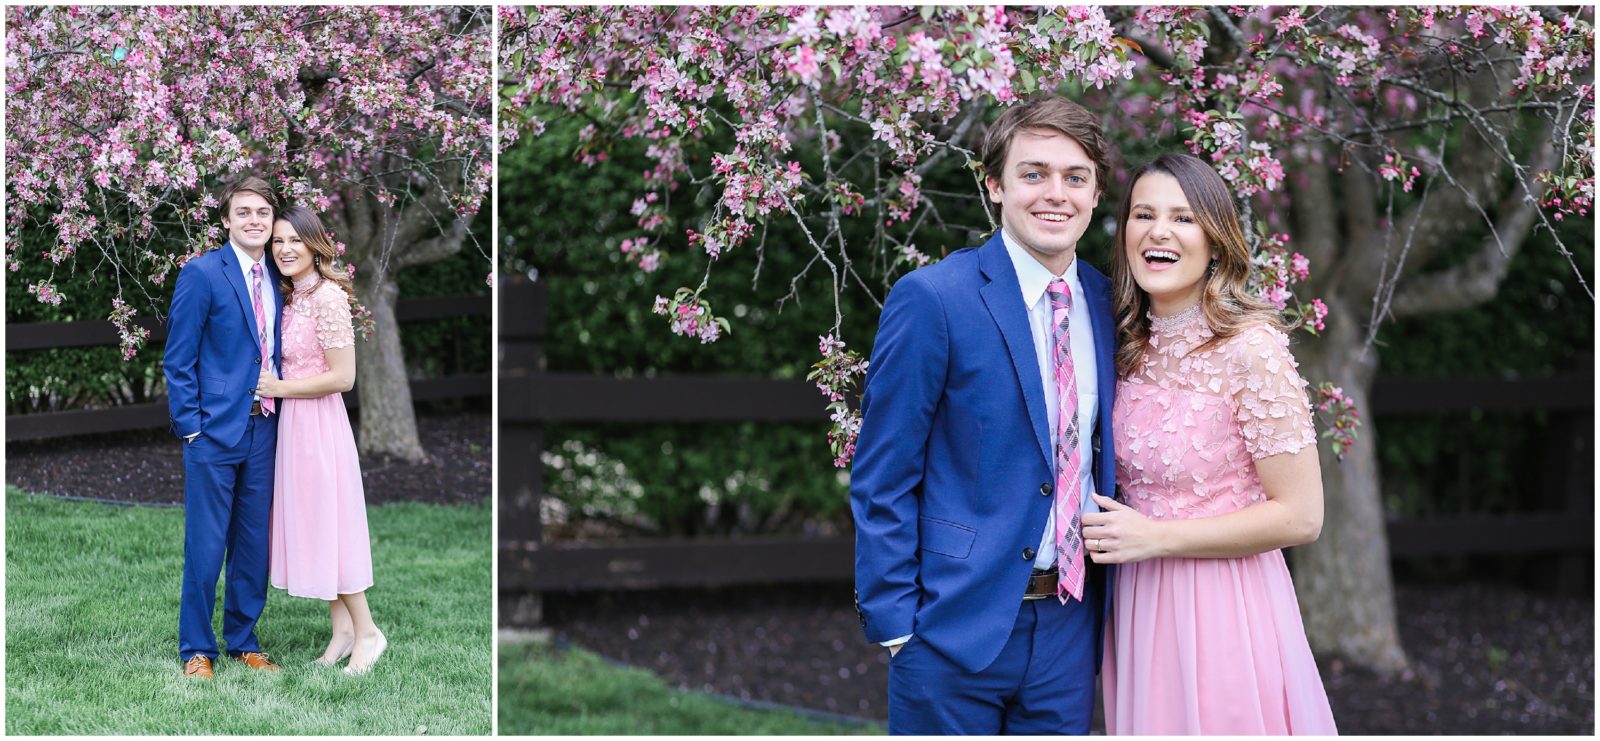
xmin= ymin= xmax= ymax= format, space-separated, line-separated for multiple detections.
xmin=887 ymin=577 xmax=1100 ymax=735
xmin=179 ymin=414 xmax=277 ymax=661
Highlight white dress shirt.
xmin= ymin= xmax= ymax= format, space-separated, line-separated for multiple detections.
xmin=231 ymin=242 xmax=278 ymax=401
xmin=1000 ymin=230 xmax=1101 ymax=572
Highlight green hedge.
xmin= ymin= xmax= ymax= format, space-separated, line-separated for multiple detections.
xmin=1373 ymin=218 xmax=1593 ymax=520
xmin=502 ymin=112 xmax=970 ymax=536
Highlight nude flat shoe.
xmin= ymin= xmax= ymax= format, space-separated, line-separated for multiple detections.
xmin=313 ymin=641 xmax=353 ymax=666
xmin=344 ymin=631 xmax=387 ymax=676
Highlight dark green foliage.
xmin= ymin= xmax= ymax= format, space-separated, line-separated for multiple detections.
xmin=6 ymin=218 xmax=179 ymax=412
xmin=396 ymin=209 xmax=493 ymax=382
xmin=503 ymin=117 xmax=985 ymax=537
xmin=1373 ymin=218 xmax=1593 ymax=523
xmin=542 ymin=423 xmax=853 ymax=538
xmin=7 ymin=347 xmax=166 ymax=414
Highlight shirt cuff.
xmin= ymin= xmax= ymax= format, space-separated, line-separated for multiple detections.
xmin=880 ymin=634 xmax=912 ymax=648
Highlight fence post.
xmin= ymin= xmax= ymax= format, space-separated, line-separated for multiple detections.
xmin=499 ymin=271 xmax=547 ymax=626
xmin=1543 ymin=354 xmax=1595 ymax=595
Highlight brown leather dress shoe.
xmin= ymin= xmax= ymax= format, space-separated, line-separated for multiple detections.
xmin=232 ymin=651 xmax=281 ymax=671
xmin=183 ymin=655 xmax=214 ymax=679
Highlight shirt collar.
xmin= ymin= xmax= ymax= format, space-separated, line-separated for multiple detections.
xmin=230 ymin=241 xmax=266 ymax=272
xmin=1001 ymin=228 xmax=1080 ymax=308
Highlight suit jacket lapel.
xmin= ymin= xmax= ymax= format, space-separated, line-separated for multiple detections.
xmin=977 ymin=235 xmax=1054 ymax=470
xmin=1078 ymin=264 xmax=1117 ymax=489
xmin=268 ymin=259 xmax=284 ymax=368
xmin=219 ymin=242 xmax=263 ymax=345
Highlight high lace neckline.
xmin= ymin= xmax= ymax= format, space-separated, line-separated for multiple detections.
xmin=1148 ymin=302 xmax=1203 ymax=336
xmin=292 ymin=272 xmax=321 ymax=294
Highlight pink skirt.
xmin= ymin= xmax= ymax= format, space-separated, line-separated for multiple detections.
xmin=268 ymin=393 xmax=373 ymax=600
xmin=1103 ymin=549 xmax=1337 ymax=734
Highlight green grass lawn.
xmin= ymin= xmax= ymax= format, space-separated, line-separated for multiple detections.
xmin=5 ymin=488 xmax=492 ymax=735
xmin=499 ymin=638 xmax=884 ymax=735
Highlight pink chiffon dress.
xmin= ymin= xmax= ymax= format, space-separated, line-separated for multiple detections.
xmin=268 ymin=276 xmax=373 ymax=600
xmin=1102 ymin=305 xmax=1337 ymax=735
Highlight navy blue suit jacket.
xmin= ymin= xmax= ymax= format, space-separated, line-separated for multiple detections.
xmin=163 ymin=242 xmax=284 ymax=449
xmin=850 ymin=232 xmax=1118 ymax=673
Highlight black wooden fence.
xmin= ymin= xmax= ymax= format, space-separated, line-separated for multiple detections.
xmin=6 ymin=293 xmax=491 ymax=441
xmin=499 ymin=276 xmax=1592 ymax=608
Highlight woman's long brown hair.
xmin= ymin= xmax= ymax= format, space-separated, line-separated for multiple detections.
xmin=1109 ymin=153 xmax=1293 ymax=378
xmin=274 ymin=205 xmax=357 ymax=310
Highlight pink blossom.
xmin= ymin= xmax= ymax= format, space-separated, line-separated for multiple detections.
xmin=1290 ymin=253 xmax=1310 ymax=281
xmin=783 ymin=44 xmax=822 ymax=87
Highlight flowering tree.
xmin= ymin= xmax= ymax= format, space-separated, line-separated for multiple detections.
xmin=7 ymin=5 xmax=493 ymax=462
xmin=502 ymin=5 xmax=1593 ymax=672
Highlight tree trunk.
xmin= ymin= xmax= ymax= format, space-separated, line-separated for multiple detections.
xmin=1290 ymin=293 xmax=1410 ymax=676
xmin=352 ymin=263 xmax=428 ymax=463
xmin=329 ymin=177 xmax=473 ymax=463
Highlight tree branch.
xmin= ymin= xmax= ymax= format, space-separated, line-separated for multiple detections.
xmin=1206 ymin=7 xmax=1249 ymax=52
xmin=1389 ymin=179 xmax=1546 ymax=317
xmin=1387 ymin=64 xmax=1520 ymax=276
xmin=394 ymin=217 xmax=469 ymax=270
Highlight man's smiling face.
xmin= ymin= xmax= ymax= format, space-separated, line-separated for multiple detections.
xmin=985 ymin=128 xmax=1102 ymax=275
xmin=221 ymin=191 xmax=274 ymax=256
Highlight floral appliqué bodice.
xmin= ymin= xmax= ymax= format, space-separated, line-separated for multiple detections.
xmin=1114 ymin=306 xmax=1316 ymax=521
xmin=280 ymin=278 xmax=355 ymax=381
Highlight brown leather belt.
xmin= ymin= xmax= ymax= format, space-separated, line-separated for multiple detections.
xmin=249 ymin=400 xmax=264 ymax=416
xmin=1023 ymin=568 xmax=1057 ymax=601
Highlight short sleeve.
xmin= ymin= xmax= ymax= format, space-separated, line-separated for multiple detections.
xmin=313 ymin=284 xmax=355 ymax=350
xmin=1228 ymin=325 xmax=1316 ymax=459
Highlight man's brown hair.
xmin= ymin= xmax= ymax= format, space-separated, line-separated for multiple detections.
xmin=217 ymin=176 xmax=279 ymax=217
xmin=981 ymin=96 xmax=1110 ymax=194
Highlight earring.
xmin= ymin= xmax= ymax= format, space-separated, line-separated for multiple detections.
xmin=314 ymin=255 xmax=321 ymax=267
xmin=1207 ymin=260 xmax=1218 ymax=276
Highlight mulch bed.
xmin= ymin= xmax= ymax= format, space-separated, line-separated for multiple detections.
xmin=5 ymin=410 xmax=490 ymax=505
xmin=542 ymin=581 xmax=1594 ymax=734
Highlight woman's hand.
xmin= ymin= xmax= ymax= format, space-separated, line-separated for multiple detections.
xmin=1081 ymin=493 xmax=1167 ymax=564
xmin=257 ymin=368 xmax=285 ymax=399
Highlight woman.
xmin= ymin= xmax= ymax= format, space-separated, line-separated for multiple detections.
xmin=1085 ymin=153 xmax=1336 ymax=733
xmin=258 ymin=205 xmax=386 ymax=675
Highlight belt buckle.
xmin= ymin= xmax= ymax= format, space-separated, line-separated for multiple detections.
xmin=1023 ymin=568 xmax=1056 ymax=601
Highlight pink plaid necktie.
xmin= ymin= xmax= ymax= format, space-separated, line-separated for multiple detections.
xmin=251 ymin=263 xmax=274 ymax=415
xmin=1047 ymin=277 xmax=1084 ymax=602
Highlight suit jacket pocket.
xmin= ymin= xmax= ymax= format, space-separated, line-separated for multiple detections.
xmin=200 ymin=376 xmax=227 ymax=397
xmin=919 ymin=517 xmax=976 ymax=559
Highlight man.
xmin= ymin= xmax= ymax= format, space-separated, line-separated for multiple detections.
xmin=850 ymin=96 xmax=1119 ymax=734
xmin=163 ymin=176 xmax=285 ymax=678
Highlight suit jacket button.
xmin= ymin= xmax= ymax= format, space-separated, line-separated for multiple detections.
xmin=1039 ymin=483 xmax=1052 ymax=496
xmin=1022 ymin=547 xmax=1036 ymax=561
xmin=255 ymin=357 xmax=262 ymax=364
